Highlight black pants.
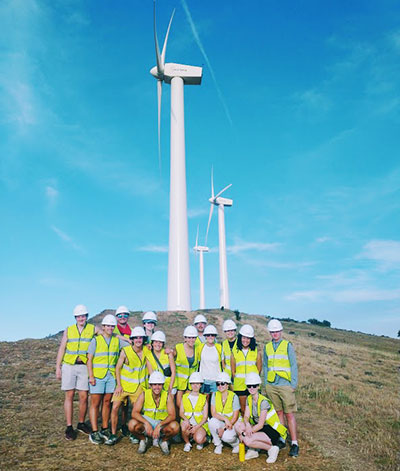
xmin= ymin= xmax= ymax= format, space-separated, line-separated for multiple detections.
xmin=260 ymin=424 xmax=281 ymax=446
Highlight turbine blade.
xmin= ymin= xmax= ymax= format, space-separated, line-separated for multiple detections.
xmin=211 ymin=166 xmax=214 ymax=198
xmin=157 ymin=79 xmax=162 ymax=171
xmin=153 ymin=0 xmax=163 ymax=75
xmin=161 ymin=9 xmax=175 ymax=68
xmin=195 ymin=225 xmax=199 ymax=248
xmin=215 ymin=183 xmax=232 ymax=199
xmin=205 ymin=204 xmax=214 ymax=245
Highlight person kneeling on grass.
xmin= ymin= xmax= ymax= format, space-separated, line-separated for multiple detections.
xmin=235 ymin=373 xmax=287 ymax=464
xmin=180 ymin=372 xmax=209 ymax=452
xmin=129 ymin=371 xmax=179 ymax=455
xmin=208 ymin=372 xmax=240 ymax=455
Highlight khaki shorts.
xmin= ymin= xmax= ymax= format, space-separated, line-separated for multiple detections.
xmin=112 ymin=386 xmax=143 ymax=405
xmin=265 ymin=384 xmax=297 ymax=413
xmin=61 ymin=363 xmax=89 ymax=391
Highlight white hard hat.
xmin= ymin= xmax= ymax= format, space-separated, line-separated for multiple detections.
xmin=151 ymin=331 xmax=166 ymax=343
xmin=245 ymin=372 xmax=261 ymax=385
xmin=183 ymin=326 xmax=198 ymax=338
xmin=142 ymin=311 xmax=157 ymax=323
xmin=194 ymin=314 xmax=207 ymax=324
xmin=223 ymin=319 xmax=237 ymax=331
xmin=204 ymin=325 xmax=218 ymax=336
xmin=130 ymin=326 xmax=146 ymax=338
xmin=189 ymin=372 xmax=204 ymax=384
xmin=239 ymin=324 xmax=254 ymax=338
xmin=216 ymin=372 xmax=231 ymax=384
xmin=73 ymin=304 xmax=88 ymax=317
xmin=267 ymin=319 xmax=283 ymax=332
xmin=149 ymin=371 xmax=165 ymax=384
xmin=116 ymin=305 xmax=129 ymax=315
xmin=102 ymin=314 xmax=117 ymax=326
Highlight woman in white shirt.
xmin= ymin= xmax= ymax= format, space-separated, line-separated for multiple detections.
xmin=196 ymin=325 xmax=224 ymax=396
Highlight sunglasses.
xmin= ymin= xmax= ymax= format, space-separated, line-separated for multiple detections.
xmin=216 ymin=382 xmax=228 ymax=386
xmin=205 ymin=334 xmax=216 ymax=337
xmin=247 ymin=384 xmax=260 ymax=389
xmin=151 ymin=383 xmax=163 ymax=386
xmin=117 ymin=314 xmax=129 ymax=318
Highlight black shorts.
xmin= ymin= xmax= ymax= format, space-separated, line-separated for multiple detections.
xmin=260 ymin=424 xmax=281 ymax=446
xmin=234 ymin=390 xmax=249 ymax=397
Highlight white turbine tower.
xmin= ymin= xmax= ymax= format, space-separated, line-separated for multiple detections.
xmin=205 ymin=170 xmax=233 ymax=309
xmin=193 ymin=226 xmax=209 ymax=309
xmin=150 ymin=3 xmax=202 ymax=311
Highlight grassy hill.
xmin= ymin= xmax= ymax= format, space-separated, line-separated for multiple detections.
xmin=0 ymin=309 xmax=398 ymax=471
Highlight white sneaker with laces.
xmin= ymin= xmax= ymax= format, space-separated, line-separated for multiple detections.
xmin=232 ymin=445 xmax=240 ymax=454
xmin=266 ymin=445 xmax=279 ymax=463
xmin=214 ymin=445 xmax=223 ymax=454
xmin=153 ymin=438 xmax=159 ymax=447
xmin=138 ymin=439 xmax=147 ymax=454
xmin=245 ymin=449 xmax=259 ymax=460
xmin=160 ymin=440 xmax=170 ymax=455
xmin=183 ymin=442 xmax=192 ymax=452
xmin=196 ymin=443 xmax=204 ymax=450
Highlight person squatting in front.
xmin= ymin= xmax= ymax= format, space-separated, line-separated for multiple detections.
xmin=208 ymin=372 xmax=240 ymax=454
xmin=129 ymin=371 xmax=179 ymax=455
xmin=179 ymin=372 xmax=209 ymax=452
xmin=235 ymin=372 xmax=287 ymax=464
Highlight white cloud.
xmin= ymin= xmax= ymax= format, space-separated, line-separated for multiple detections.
xmin=286 ymin=287 xmax=400 ymax=303
xmin=227 ymin=240 xmax=280 ymax=255
xmin=51 ymin=225 xmax=84 ymax=253
xmin=45 ymin=185 xmax=59 ymax=206
xmin=359 ymin=240 xmax=400 ymax=269
xmin=137 ymin=245 xmax=168 ymax=253
xmin=315 ymin=236 xmax=331 ymax=243
xmin=286 ymin=290 xmax=323 ymax=301
xmin=187 ymin=208 xmax=208 ymax=219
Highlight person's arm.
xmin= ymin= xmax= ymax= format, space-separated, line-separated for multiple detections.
xmin=230 ymin=409 xmax=240 ymax=427
xmin=230 ymin=354 xmax=236 ymax=378
xmin=252 ymin=408 xmax=268 ymax=433
xmin=288 ymin=343 xmax=298 ymax=389
xmin=256 ymin=350 xmax=262 ymax=374
xmin=114 ymin=350 xmax=126 ymax=395
xmin=179 ymin=399 xmax=188 ymax=421
xmin=55 ymin=329 xmax=68 ymax=379
xmin=243 ymin=404 xmax=252 ymax=435
xmin=263 ymin=346 xmax=268 ymax=383
xmin=87 ymin=352 xmax=95 ymax=386
xmin=146 ymin=358 xmax=154 ymax=375
xmin=168 ymin=352 xmax=176 ymax=394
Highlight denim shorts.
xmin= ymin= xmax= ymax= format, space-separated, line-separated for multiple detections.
xmin=89 ymin=371 xmax=116 ymax=394
xmin=201 ymin=380 xmax=217 ymax=394
xmin=143 ymin=416 xmax=162 ymax=429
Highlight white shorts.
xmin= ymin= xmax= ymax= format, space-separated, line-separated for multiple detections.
xmin=61 ymin=363 xmax=89 ymax=391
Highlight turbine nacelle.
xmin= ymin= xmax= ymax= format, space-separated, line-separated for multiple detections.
xmin=150 ymin=63 xmax=203 ymax=85
xmin=210 ymin=196 xmax=233 ymax=207
xmin=194 ymin=245 xmax=209 ymax=252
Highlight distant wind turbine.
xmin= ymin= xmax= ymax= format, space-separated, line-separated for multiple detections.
xmin=193 ymin=226 xmax=209 ymax=309
xmin=205 ymin=169 xmax=233 ymax=309
xmin=150 ymin=2 xmax=202 ymax=311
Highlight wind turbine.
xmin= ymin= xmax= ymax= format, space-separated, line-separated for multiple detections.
xmin=150 ymin=3 xmax=202 ymax=311
xmin=193 ymin=226 xmax=209 ymax=309
xmin=205 ymin=170 xmax=233 ymax=310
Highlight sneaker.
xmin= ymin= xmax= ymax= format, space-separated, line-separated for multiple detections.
xmin=153 ymin=438 xmax=159 ymax=447
xmin=214 ymin=444 xmax=223 ymax=454
xmin=277 ymin=438 xmax=286 ymax=450
xmin=245 ymin=449 xmax=259 ymax=460
xmin=232 ymin=445 xmax=240 ymax=454
xmin=196 ymin=444 xmax=203 ymax=450
xmin=104 ymin=434 xmax=119 ymax=446
xmin=99 ymin=428 xmax=110 ymax=440
xmin=121 ymin=424 xmax=130 ymax=437
xmin=89 ymin=431 xmax=103 ymax=445
xmin=138 ymin=438 xmax=148 ymax=454
xmin=266 ymin=445 xmax=279 ymax=464
xmin=289 ymin=444 xmax=299 ymax=457
xmin=77 ymin=422 xmax=91 ymax=435
xmin=65 ymin=426 xmax=77 ymax=441
xmin=172 ymin=433 xmax=183 ymax=444
xmin=160 ymin=440 xmax=170 ymax=455
xmin=130 ymin=436 xmax=140 ymax=444
xmin=183 ymin=442 xmax=192 ymax=452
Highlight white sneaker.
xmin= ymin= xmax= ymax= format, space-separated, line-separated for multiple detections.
xmin=245 ymin=449 xmax=259 ymax=460
xmin=183 ymin=442 xmax=192 ymax=452
xmin=160 ymin=440 xmax=170 ymax=455
xmin=129 ymin=436 xmax=139 ymax=444
xmin=153 ymin=438 xmax=159 ymax=447
xmin=137 ymin=439 xmax=148 ymax=454
xmin=232 ymin=445 xmax=240 ymax=454
xmin=266 ymin=445 xmax=279 ymax=463
xmin=214 ymin=445 xmax=223 ymax=454
xmin=196 ymin=443 xmax=204 ymax=450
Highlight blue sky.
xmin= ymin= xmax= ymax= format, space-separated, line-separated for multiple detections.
xmin=1 ymin=0 xmax=399 ymax=341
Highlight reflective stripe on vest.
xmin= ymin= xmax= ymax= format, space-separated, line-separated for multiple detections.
xmin=147 ymin=349 xmax=172 ymax=391
xmin=215 ymin=390 xmax=235 ymax=419
xmin=247 ymin=393 xmax=287 ymax=439
xmin=175 ymin=343 xmax=198 ymax=391
xmin=182 ymin=393 xmax=209 ymax=433
xmin=196 ymin=342 xmax=222 ymax=366
xmin=92 ymin=335 xmax=119 ymax=379
xmin=222 ymin=338 xmax=237 ymax=376
xmin=63 ymin=323 xmax=95 ymax=365
xmin=232 ymin=347 xmax=258 ymax=391
xmin=265 ymin=340 xmax=291 ymax=382
xmin=142 ymin=389 xmax=168 ymax=421
xmin=121 ymin=346 xmax=147 ymax=393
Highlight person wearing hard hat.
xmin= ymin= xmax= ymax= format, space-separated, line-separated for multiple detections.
xmin=87 ymin=314 xmax=120 ymax=445
xmin=142 ymin=311 xmax=158 ymax=345
xmin=264 ymin=319 xmax=299 ymax=457
xmin=55 ymin=304 xmax=96 ymax=440
xmin=146 ymin=331 xmax=176 ymax=396
xmin=129 ymin=371 xmax=179 ymax=455
xmin=221 ymin=319 xmax=238 ymax=378
xmin=208 ymin=372 xmax=240 ymax=454
xmin=174 ymin=326 xmax=199 ymax=410
xmin=197 ymin=325 xmax=223 ymax=397
xmin=180 ymin=372 xmax=209 ymax=452
xmin=235 ymin=373 xmax=287 ymax=463
xmin=193 ymin=314 xmax=207 ymax=347
xmin=105 ymin=326 xmax=148 ymax=446
xmin=114 ymin=305 xmax=132 ymax=342
xmin=230 ymin=324 xmax=262 ymax=415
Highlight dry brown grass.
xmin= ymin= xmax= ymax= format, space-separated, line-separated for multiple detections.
xmin=0 ymin=309 xmax=398 ymax=471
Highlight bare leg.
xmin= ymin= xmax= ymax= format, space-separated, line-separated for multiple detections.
xmin=89 ymin=394 xmax=103 ymax=432
xmin=243 ymin=432 xmax=272 ymax=451
xmin=238 ymin=395 xmax=247 ymax=416
xmin=285 ymin=412 xmax=297 ymax=441
xmin=129 ymin=419 xmax=145 ymax=440
xmin=101 ymin=393 xmax=112 ymax=429
xmin=181 ymin=421 xmax=191 ymax=444
xmin=64 ymin=390 xmax=75 ymax=426
xmin=193 ymin=427 xmax=206 ymax=445
xmin=78 ymin=390 xmax=88 ymax=423
xmin=162 ymin=421 xmax=179 ymax=441
xmin=110 ymin=400 xmax=122 ymax=435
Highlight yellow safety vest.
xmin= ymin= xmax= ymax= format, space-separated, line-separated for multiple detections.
xmin=182 ymin=392 xmax=209 ymax=433
xmin=195 ymin=336 xmax=205 ymax=348
xmin=142 ymin=388 xmax=168 ymax=421
xmin=222 ymin=338 xmax=237 ymax=376
xmin=63 ymin=323 xmax=95 ymax=365
xmin=113 ymin=325 xmax=130 ymax=339
xmin=196 ymin=342 xmax=223 ymax=367
xmin=146 ymin=349 xmax=173 ymax=391
xmin=232 ymin=347 xmax=258 ymax=391
xmin=92 ymin=334 xmax=119 ymax=379
xmin=214 ymin=390 xmax=236 ymax=419
xmin=120 ymin=346 xmax=147 ymax=393
xmin=247 ymin=393 xmax=287 ymax=439
xmin=175 ymin=343 xmax=198 ymax=391
xmin=265 ymin=340 xmax=291 ymax=382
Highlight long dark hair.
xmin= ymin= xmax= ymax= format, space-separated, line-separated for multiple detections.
xmin=236 ymin=333 xmax=257 ymax=351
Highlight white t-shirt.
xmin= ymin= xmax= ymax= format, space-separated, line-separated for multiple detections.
xmin=199 ymin=345 xmax=221 ymax=381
